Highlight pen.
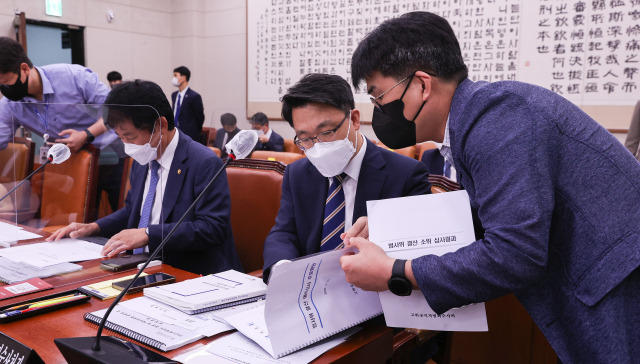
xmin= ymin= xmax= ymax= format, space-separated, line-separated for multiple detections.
xmin=0 ymin=293 xmax=80 ymax=313
xmin=0 ymin=295 xmax=87 ymax=319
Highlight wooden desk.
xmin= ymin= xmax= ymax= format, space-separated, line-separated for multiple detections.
xmin=0 ymin=244 xmax=393 ymax=363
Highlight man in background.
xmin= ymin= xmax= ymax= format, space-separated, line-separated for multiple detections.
xmin=49 ymin=80 xmax=241 ymax=275
xmin=213 ymin=112 xmax=241 ymax=158
xmin=171 ymin=66 xmax=205 ymax=143
xmin=250 ymin=112 xmax=284 ymax=152
xmin=107 ymin=71 xmax=122 ymax=89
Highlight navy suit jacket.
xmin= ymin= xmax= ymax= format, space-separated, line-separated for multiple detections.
xmin=213 ymin=127 xmax=240 ymax=158
xmin=254 ymin=130 xmax=284 ymax=152
xmin=420 ymin=149 xmax=445 ymax=176
xmin=96 ymin=131 xmax=242 ymax=275
xmin=263 ymin=139 xmax=431 ymax=280
xmin=172 ymin=88 xmax=205 ymax=143
xmin=412 ymin=79 xmax=640 ymax=363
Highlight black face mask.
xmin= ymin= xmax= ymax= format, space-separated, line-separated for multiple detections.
xmin=371 ymin=74 xmax=426 ymax=150
xmin=0 ymin=70 xmax=29 ymax=101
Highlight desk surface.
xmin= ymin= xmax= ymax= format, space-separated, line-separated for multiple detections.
xmin=0 ymin=236 xmax=393 ymax=363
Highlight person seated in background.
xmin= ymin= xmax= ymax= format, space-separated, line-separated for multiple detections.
xmin=262 ymin=73 xmax=431 ymax=281
xmin=213 ymin=112 xmax=241 ymax=158
xmin=421 ymin=143 xmax=456 ymax=180
xmin=48 ymin=80 xmax=242 ymax=275
xmin=106 ymin=71 xmax=122 ymax=89
xmin=250 ymin=112 xmax=284 ymax=152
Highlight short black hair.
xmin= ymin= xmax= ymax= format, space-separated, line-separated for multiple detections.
xmin=250 ymin=112 xmax=269 ymax=126
xmin=351 ymin=11 xmax=468 ymax=89
xmin=173 ymin=66 xmax=191 ymax=81
xmin=104 ymin=80 xmax=174 ymax=132
xmin=281 ymin=73 xmax=355 ymax=128
xmin=220 ymin=113 xmax=237 ymax=127
xmin=107 ymin=71 xmax=122 ymax=82
xmin=0 ymin=37 xmax=33 ymax=74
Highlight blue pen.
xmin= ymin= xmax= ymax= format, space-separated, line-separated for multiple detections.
xmin=0 ymin=310 xmax=23 ymax=319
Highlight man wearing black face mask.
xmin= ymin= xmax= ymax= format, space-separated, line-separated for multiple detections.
xmin=0 ymin=37 xmax=115 ymax=153
xmin=339 ymin=11 xmax=640 ymax=364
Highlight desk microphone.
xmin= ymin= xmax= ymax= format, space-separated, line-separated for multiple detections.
xmin=0 ymin=143 xmax=71 ymax=203
xmin=54 ymin=131 xmax=258 ymax=364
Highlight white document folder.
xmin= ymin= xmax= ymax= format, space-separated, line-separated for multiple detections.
xmin=367 ymin=190 xmax=488 ymax=331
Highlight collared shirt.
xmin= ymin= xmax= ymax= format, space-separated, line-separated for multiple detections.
xmin=328 ymin=135 xmax=367 ymax=231
xmin=264 ymin=127 xmax=273 ymax=140
xmin=0 ymin=64 xmax=116 ymax=149
xmin=140 ymin=128 xmax=180 ymax=225
xmin=439 ymin=115 xmax=455 ymax=167
xmin=435 ymin=141 xmax=457 ymax=182
xmin=173 ymin=86 xmax=189 ymax=118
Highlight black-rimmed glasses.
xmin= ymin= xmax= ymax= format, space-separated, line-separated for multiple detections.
xmin=294 ymin=112 xmax=350 ymax=151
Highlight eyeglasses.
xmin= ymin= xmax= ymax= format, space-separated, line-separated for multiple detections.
xmin=369 ymin=71 xmax=437 ymax=110
xmin=294 ymin=112 xmax=350 ymax=151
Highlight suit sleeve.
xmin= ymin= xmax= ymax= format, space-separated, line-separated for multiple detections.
xmin=147 ymin=154 xmax=231 ymax=253
xmin=95 ymin=165 xmax=139 ymax=237
xmin=266 ymin=134 xmax=284 ymax=152
xmin=262 ymin=166 xmax=302 ymax=281
xmin=412 ymin=94 xmax=555 ymax=314
xmin=404 ymin=160 xmax=432 ymax=196
xmin=624 ymin=100 xmax=640 ymax=161
xmin=192 ymin=93 xmax=205 ymax=130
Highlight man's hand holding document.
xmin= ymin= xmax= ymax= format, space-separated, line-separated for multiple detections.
xmin=359 ymin=190 xmax=488 ymax=331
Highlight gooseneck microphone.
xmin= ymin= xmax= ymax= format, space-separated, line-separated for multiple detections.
xmin=0 ymin=143 xmax=71 ymax=203
xmin=54 ymin=131 xmax=259 ymax=364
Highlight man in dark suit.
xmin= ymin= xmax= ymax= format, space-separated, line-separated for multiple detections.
xmin=171 ymin=66 xmax=205 ymax=143
xmin=421 ymin=146 xmax=455 ymax=180
xmin=49 ymin=80 xmax=242 ymax=275
xmin=250 ymin=112 xmax=284 ymax=152
xmin=213 ymin=113 xmax=241 ymax=158
xmin=262 ymin=74 xmax=431 ymax=281
xmin=341 ymin=12 xmax=640 ymax=363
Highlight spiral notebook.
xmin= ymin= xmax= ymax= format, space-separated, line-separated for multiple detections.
xmin=221 ymin=248 xmax=383 ymax=358
xmin=143 ymin=270 xmax=267 ymax=314
xmin=84 ymin=305 xmax=203 ymax=351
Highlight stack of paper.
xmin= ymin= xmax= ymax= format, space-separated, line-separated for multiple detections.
xmin=0 ymin=257 xmax=82 ymax=284
xmin=143 ymin=270 xmax=267 ymax=314
xmin=0 ymin=221 xmax=41 ymax=247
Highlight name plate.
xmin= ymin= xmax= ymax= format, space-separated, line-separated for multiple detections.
xmin=0 ymin=332 xmax=44 ymax=364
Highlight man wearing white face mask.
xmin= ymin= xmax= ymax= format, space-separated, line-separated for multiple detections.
xmin=170 ymin=66 xmax=205 ymax=144
xmin=262 ymin=73 xmax=431 ymax=282
xmin=49 ymin=80 xmax=242 ymax=275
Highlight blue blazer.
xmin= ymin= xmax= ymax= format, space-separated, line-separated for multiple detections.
xmin=96 ymin=131 xmax=242 ymax=275
xmin=254 ymin=130 xmax=284 ymax=152
xmin=213 ymin=127 xmax=240 ymax=158
xmin=412 ymin=79 xmax=640 ymax=363
xmin=263 ymin=139 xmax=431 ymax=280
xmin=420 ymin=149 xmax=445 ymax=176
xmin=172 ymin=88 xmax=205 ymax=143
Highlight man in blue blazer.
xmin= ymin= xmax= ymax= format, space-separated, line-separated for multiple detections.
xmin=171 ymin=66 xmax=205 ymax=143
xmin=213 ymin=113 xmax=241 ymax=159
xmin=49 ymin=80 xmax=241 ymax=275
xmin=250 ymin=112 xmax=284 ymax=152
xmin=262 ymin=74 xmax=431 ymax=281
xmin=341 ymin=12 xmax=640 ymax=363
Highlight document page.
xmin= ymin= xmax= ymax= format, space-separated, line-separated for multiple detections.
xmin=0 ymin=238 xmax=103 ymax=267
xmin=0 ymin=256 xmax=82 ymax=284
xmin=265 ymin=248 xmax=382 ymax=357
xmin=367 ymin=191 xmax=488 ymax=331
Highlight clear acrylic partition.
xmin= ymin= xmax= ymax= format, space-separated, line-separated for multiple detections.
xmin=0 ymin=101 xmax=161 ymax=247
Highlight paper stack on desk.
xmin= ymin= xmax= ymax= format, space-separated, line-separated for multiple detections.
xmin=0 ymin=221 xmax=41 ymax=247
xmin=0 ymin=238 xmax=103 ymax=267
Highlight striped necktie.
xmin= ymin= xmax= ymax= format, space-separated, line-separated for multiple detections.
xmin=443 ymin=160 xmax=452 ymax=179
xmin=135 ymin=160 xmax=159 ymax=254
xmin=174 ymin=94 xmax=182 ymax=128
xmin=321 ymin=173 xmax=347 ymax=251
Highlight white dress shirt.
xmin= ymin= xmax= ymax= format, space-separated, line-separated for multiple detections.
xmin=140 ymin=128 xmax=180 ymax=225
xmin=328 ymin=135 xmax=367 ymax=231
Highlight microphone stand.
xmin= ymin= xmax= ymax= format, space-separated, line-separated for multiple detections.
xmin=0 ymin=157 xmax=51 ymax=203
xmin=55 ymin=154 xmax=235 ymax=364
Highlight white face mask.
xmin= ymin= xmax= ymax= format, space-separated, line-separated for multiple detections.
xmin=171 ymin=77 xmax=180 ymax=87
xmin=124 ymin=124 xmax=161 ymax=165
xmin=304 ymin=112 xmax=357 ymax=178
